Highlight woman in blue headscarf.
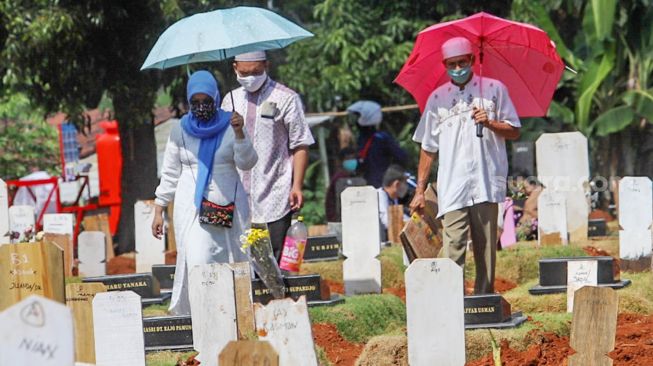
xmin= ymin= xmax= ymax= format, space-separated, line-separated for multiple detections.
xmin=152 ymin=70 xmax=257 ymax=315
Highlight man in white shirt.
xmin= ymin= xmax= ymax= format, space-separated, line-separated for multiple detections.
xmin=409 ymin=37 xmax=521 ymax=294
xmin=223 ymin=51 xmax=315 ymax=261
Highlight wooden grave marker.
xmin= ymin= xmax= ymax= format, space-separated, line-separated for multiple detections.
xmin=66 ymin=282 xmax=107 ymax=363
xmin=78 ymin=231 xmax=106 ymax=277
xmin=423 ymin=183 xmax=442 ymax=237
xmin=387 ymin=204 xmax=404 ymax=244
xmin=619 ymin=177 xmax=653 ymax=271
xmin=0 ymin=241 xmax=65 ymax=311
xmin=43 ymin=233 xmax=74 ymax=277
xmin=569 ymin=286 xmax=618 ymax=366
xmin=254 ymin=296 xmax=318 ymax=366
xmin=567 ymin=260 xmax=598 ymax=312
xmin=42 ymin=214 xmax=74 ymax=274
xmin=135 ymin=200 xmax=165 ymax=273
xmin=341 ymin=186 xmax=381 ymax=295
xmin=230 ymin=262 xmax=255 ymax=339
xmin=189 ymin=263 xmax=237 ymax=366
xmin=82 ymin=213 xmax=115 ymax=260
xmin=400 ymin=214 xmax=442 ymax=263
xmin=8 ymin=205 xmax=35 ymax=243
xmin=538 ymin=189 xmax=568 ymax=245
xmin=406 ymin=259 xmax=465 ymax=366
xmin=0 ymin=295 xmax=74 ymax=365
xmin=93 ymin=291 xmax=145 ymax=366
xmin=219 ymin=340 xmax=279 ymax=366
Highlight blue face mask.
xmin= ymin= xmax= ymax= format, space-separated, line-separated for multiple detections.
xmin=447 ymin=66 xmax=472 ymax=85
xmin=342 ymin=159 xmax=358 ymax=172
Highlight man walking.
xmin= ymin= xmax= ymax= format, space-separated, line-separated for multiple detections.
xmin=410 ymin=37 xmax=520 ymax=294
xmin=223 ymin=51 xmax=314 ymax=261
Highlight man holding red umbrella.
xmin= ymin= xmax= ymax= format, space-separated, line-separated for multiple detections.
xmin=409 ymin=36 xmax=521 ymax=294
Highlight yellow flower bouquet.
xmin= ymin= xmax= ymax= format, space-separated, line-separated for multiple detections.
xmin=240 ymin=223 xmax=285 ymax=299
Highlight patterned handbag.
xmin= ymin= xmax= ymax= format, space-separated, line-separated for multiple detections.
xmin=199 ymin=198 xmax=235 ymax=228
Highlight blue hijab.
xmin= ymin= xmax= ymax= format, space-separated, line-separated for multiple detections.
xmin=181 ymin=70 xmax=232 ymax=208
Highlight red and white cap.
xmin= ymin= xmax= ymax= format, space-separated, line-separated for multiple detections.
xmin=441 ymin=37 xmax=473 ymax=60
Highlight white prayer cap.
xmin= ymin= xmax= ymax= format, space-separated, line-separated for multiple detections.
xmin=347 ymin=100 xmax=382 ymax=126
xmin=234 ymin=51 xmax=267 ymax=62
xmin=441 ymin=37 xmax=473 ymax=60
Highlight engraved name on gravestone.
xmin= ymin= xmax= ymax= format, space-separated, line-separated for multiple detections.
xmin=77 ymin=231 xmax=106 ymax=277
xmin=341 ymin=186 xmax=381 ymax=295
xmin=619 ymin=177 xmax=653 ymax=269
xmin=0 ymin=179 xmax=9 ymax=242
xmin=66 ymin=283 xmax=107 ymax=364
xmin=538 ymin=189 xmax=568 ymax=245
xmin=135 ymin=201 xmax=165 ymax=273
xmin=93 ymin=291 xmax=145 ymax=366
xmin=406 ymin=259 xmax=465 ymax=366
xmin=0 ymin=295 xmax=74 ymax=366
xmin=567 ymin=260 xmax=598 ymax=312
xmin=8 ymin=205 xmax=35 ymax=243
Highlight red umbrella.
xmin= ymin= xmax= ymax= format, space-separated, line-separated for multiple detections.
xmin=395 ymin=12 xmax=564 ymax=117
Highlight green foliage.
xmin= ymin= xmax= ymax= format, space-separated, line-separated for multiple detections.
xmin=301 ymin=159 xmax=326 ymax=226
xmin=309 ymin=294 xmax=406 ymax=343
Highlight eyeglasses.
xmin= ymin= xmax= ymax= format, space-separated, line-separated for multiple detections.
xmin=444 ymin=58 xmax=472 ymax=70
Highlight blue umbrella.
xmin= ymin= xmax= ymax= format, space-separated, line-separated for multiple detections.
xmin=141 ymin=6 xmax=313 ymax=70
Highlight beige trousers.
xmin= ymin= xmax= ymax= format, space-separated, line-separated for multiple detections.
xmin=441 ymin=202 xmax=498 ymax=294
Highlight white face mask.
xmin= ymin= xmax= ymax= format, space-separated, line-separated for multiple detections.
xmin=237 ymin=71 xmax=267 ymax=92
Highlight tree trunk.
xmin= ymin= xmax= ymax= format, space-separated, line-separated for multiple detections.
xmin=113 ymin=96 xmax=159 ymax=253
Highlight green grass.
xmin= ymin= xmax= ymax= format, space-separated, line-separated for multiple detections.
xmin=143 ymin=302 xmax=170 ymax=317
xmin=309 ymin=294 xmax=406 ymax=343
xmin=146 ymin=350 xmax=196 ymax=366
xmin=64 ymin=276 xmax=82 ymax=285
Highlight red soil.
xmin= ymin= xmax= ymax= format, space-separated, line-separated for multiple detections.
xmin=583 ymin=246 xmax=621 ymax=278
xmin=465 ymin=277 xmax=518 ymax=295
xmin=106 ymin=254 xmax=135 ymax=275
xmin=589 ymin=209 xmax=615 ymax=222
xmin=312 ymin=323 xmax=365 ymax=366
xmin=325 ymin=279 xmax=345 ymax=295
xmin=467 ymin=313 xmax=653 ymax=365
xmin=384 ymin=286 xmax=407 ymax=302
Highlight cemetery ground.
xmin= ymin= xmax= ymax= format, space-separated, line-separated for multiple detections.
xmin=92 ymin=219 xmax=653 ymax=365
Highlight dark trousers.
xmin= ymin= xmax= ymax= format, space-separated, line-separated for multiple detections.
xmin=267 ymin=212 xmax=293 ymax=262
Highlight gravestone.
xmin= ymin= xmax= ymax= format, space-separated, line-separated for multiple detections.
xmin=537 ymin=189 xmax=568 ymax=245
xmin=230 ymin=262 xmax=255 ymax=339
xmin=464 ymin=294 xmax=527 ymax=329
xmin=251 ymin=274 xmax=330 ymax=305
xmin=567 ymin=260 xmax=598 ymax=312
xmin=341 ymin=186 xmax=381 ymax=295
xmin=0 ymin=295 xmax=74 ymax=365
xmin=219 ymin=340 xmax=279 ymax=366
xmin=135 ymin=200 xmax=165 ymax=273
xmin=66 ymin=282 xmax=107 ymax=363
xmin=43 ymin=233 xmax=74 ymax=277
xmin=619 ymin=177 xmax=653 ymax=271
xmin=254 ymin=297 xmax=318 ymax=366
xmin=536 ymin=132 xmax=590 ymax=243
xmin=43 ymin=213 xmax=74 ymax=238
xmin=188 ymin=263 xmax=237 ymax=366
xmin=0 ymin=179 xmax=9 ymax=242
xmin=387 ymin=204 xmax=404 ymax=244
xmin=588 ymin=219 xmax=608 ymax=237
xmin=83 ymin=273 xmax=160 ymax=299
xmin=512 ymin=141 xmax=535 ymax=177
xmin=143 ymin=315 xmax=193 ymax=351
xmin=303 ymin=235 xmax=340 ymax=262
xmin=400 ymin=214 xmax=442 ymax=263
xmin=77 ymin=231 xmax=106 ymax=277
xmin=8 ymin=205 xmax=36 ymax=243
xmin=0 ymin=242 xmax=65 ymax=311
xmin=92 ymin=291 xmax=145 ymax=366
xmin=406 ymin=259 xmax=465 ymax=366
xmin=152 ymin=264 xmax=175 ymax=291
xmin=569 ymin=286 xmax=618 ymax=366
xmin=529 ymin=257 xmax=630 ymax=294
xmin=82 ymin=214 xmax=115 ymax=261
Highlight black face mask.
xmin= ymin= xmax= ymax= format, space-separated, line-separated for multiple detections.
xmin=190 ymin=100 xmax=216 ymax=122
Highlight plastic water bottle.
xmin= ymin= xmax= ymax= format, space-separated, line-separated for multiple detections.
xmin=279 ymin=216 xmax=308 ymax=273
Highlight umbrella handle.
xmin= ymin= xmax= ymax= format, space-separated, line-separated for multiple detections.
xmin=230 ymin=91 xmax=235 ymax=112
xmin=476 ymin=122 xmax=484 ymax=138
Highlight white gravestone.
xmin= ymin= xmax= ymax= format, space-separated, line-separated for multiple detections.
xmin=538 ymin=189 xmax=569 ymax=245
xmin=0 ymin=179 xmax=8 ymax=242
xmin=341 ymin=186 xmax=382 ymax=295
xmin=77 ymin=231 xmax=106 ymax=277
xmin=0 ymin=295 xmax=74 ymax=366
xmin=134 ymin=201 xmax=165 ymax=273
xmin=189 ymin=263 xmax=237 ymax=366
xmin=254 ymin=296 xmax=318 ymax=366
xmin=536 ymin=132 xmax=590 ymax=243
xmin=619 ymin=177 xmax=653 ymax=260
xmin=92 ymin=291 xmax=145 ymax=366
xmin=8 ymin=205 xmax=36 ymax=243
xmin=406 ymin=259 xmax=465 ymax=366
xmin=43 ymin=213 xmax=74 ymax=238
xmin=567 ymin=260 xmax=598 ymax=313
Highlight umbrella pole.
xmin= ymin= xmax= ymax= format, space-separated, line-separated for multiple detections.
xmin=477 ymin=41 xmax=485 ymax=138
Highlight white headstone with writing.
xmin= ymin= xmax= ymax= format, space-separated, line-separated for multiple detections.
xmin=188 ymin=263 xmax=237 ymax=366
xmin=619 ymin=177 xmax=653 ymax=260
xmin=8 ymin=205 xmax=36 ymax=243
xmin=43 ymin=213 xmax=74 ymax=238
xmin=254 ymin=296 xmax=318 ymax=366
xmin=341 ymin=186 xmax=381 ymax=295
xmin=538 ymin=189 xmax=569 ymax=245
xmin=0 ymin=179 xmax=8 ymax=242
xmin=567 ymin=260 xmax=598 ymax=312
xmin=92 ymin=291 xmax=144 ymax=366
xmin=0 ymin=295 xmax=74 ymax=365
xmin=406 ymin=259 xmax=465 ymax=366
xmin=536 ymin=132 xmax=590 ymax=243
xmin=134 ymin=201 xmax=165 ymax=273
xmin=77 ymin=231 xmax=106 ymax=277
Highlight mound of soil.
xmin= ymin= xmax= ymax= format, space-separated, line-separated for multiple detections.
xmin=312 ymin=323 xmax=365 ymax=365
xmin=583 ymin=246 xmax=621 ymax=278
xmin=325 ymin=279 xmax=345 ymax=294
xmin=468 ymin=313 xmax=653 ymax=365
xmin=107 ymin=253 xmax=135 ymax=274
xmin=384 ymin=286 xmax=406 ymax=302
xmin=465 ymin=277 xmax=518 ymax=295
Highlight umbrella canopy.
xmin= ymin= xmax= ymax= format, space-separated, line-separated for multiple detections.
xmin=141 ymin=6 xmax=313 ymax=70
xmin=395 ymin=12 xmax=564 ymax=117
